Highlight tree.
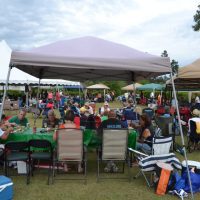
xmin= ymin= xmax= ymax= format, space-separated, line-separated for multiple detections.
xmin=192 ymin=5 xmax=200 ymax=31
xmin=161 ymin=50 xmax=168 ymax=57
xmin=161 ymin=50 xmax=179 ymax=76
xmin=171 ymin=59 xmax=179 ymax=75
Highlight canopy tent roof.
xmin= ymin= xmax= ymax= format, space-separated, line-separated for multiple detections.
xmin=10 ymin=36 xmax=171 ymax=82
xmin=0 ymin=79 xmax=80 ymax=86
xmin=178 ymin=58 xmax=200 ymax=80
xmin=166 ymin=76 xmax=200 ymax=91
xmin=86 ymin=83 xmax=110 ymax=89
xmin=137 ymin=83 xmax=164 ymax=91
xmin=166 ymin=58 xmax=200 ymax=90
xmin=121 ymin=83 xmax=142 ymax=91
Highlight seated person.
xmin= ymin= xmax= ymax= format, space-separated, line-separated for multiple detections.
xmin=70 ymin=102 xmax=80 ymax=116
xmin=42 ymin=110 xmax=60 ymax=130
xmin=8 ymin=109 xmax=28 ymax=127
xmin=80 ymin=107 xmax=88 ymax=129
xmin=98 ymin=110 xmax=125 ymax=137
xmin=62 ymin=110 xmax=79 ymax=129
xmin=163 ymin=107 xmax=171 ymax=118
xmin=191 ymin=96 xmax=200 ymax=111
xmin=101 ymin=110 xmax=109 ymax=121
xmin=80 ymin=102 xmax=94 ymax=115
xmin=131 ymin=114 xmax=154 ymax=154
xmin=97 ymin=110 xmax=126 ymax=172
xmin=54 ymin=110 xmax=82 ymax=173
xmin=0 ymin=121 xmax=13 ymax=140
xmin=99 ymin=102 xmax=110 ymax=116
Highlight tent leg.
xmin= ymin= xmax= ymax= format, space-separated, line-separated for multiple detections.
xmin=36 ymin=79 xmax=41 ymax=101
xmin=0 ymin=65 xmax=12 ymax=121
xmin=133 ymin=82 xmax=136 ymax=107
xmin=171 ymin=72 xmax=194 ymax=199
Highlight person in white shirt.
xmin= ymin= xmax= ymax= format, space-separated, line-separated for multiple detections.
xmin=100 ymin=102 xmax=110 ymax=116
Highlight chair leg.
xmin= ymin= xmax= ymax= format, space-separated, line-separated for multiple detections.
xmin=5 ymin=161 xmax=8 ymax=176
xmin=26 ymin=162 xmax=30 ymax=185
xmin=97 ymin=158 xmax=100 ymax=183
xmin=47 ymin=163 xmax=50 ymax=185
xmin=84 ymin=160 xmax=87 ymax=185
xmin=141 ymin=170 xmax=151 ymax=187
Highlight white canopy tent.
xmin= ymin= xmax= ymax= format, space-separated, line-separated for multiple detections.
xmin=10 ymin=36 xmax=170 ymax=81
xmin=86 ymin=83 xmax=110 ymax=100
xmin=1 ymin=36 xmax=194 ymax=197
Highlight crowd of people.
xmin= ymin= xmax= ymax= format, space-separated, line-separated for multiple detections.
xmin=1 ymin=89 xmax=200 ymax=173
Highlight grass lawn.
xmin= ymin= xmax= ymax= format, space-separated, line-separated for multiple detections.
xmin=3 ymin=101 xmax=200 ymax=200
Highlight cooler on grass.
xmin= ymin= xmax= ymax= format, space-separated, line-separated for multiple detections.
xmin=0 ymin=176 xmax=13 ymax=200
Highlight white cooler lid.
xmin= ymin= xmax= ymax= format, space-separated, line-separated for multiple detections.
xmin=182 ymin=160 xmax=200 ymax=169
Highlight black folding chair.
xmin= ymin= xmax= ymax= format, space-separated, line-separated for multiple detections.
xmin=4 ymin=141 xmax=30 ymax=184
xmin=29 ymin=139 xmax=53 ymax=185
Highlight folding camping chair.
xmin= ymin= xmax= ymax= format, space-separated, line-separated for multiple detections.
xmin=53 ymin=128 xmax=87 ymax=184
xmin=136 ymin=153 xmax=181 ymax=187
xmin=187 ymin=118 xmax=200 ymax=153
xmin=142 ymin=108 xmax=154 ymax=120
xmin=129 ymin=135 xmax=173 ymax=187
xmin=96 ymin=128 xmax=131 ymax=182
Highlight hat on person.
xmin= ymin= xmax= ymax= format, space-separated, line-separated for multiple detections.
xmin=80 ymin=107 xmax=86 ymax=113
xmin=84 ymin=102 xmax=89 ymax=106
xmin=192 ymin=109 xmax=200 ymax=117
xmin=195 ymin=96 xmax=200 ymax=103
xmin=104 ymin=102 xmax=109 ymax=106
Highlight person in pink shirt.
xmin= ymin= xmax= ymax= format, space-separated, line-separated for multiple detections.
xmin=47 ymin=90 xmax=53 ymax=100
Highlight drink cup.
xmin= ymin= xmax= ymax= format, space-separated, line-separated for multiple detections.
xmin=33 ymin=126 xmax=37 ymax=133
xmin=26 ymin=123 xmax=30 ymax=129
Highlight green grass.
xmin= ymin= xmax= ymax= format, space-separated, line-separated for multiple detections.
xmin=3 ymin=102 xmax=200 ymax=200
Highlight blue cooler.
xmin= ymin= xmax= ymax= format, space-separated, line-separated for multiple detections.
xmin=0 ymin=176 xmax=13 ymax=200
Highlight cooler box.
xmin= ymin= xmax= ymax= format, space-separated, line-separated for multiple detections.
xmin=182 ymin=160 xmax=200 ymax=174
xmin=0 ymin=176 xmax=13 ymax=200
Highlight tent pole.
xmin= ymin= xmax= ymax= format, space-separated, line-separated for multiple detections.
xmin=171 ymin=72 xmax=194 ymax=199
xmin=36 ymin=79 xmax=41 ymax=102
xmin=78 ymin=82 xmax=80 ymax=97
xmin=0 ymin=64 xmax=12 ymax=121
xmin=133 ymin=82 xmax=136 ymax=107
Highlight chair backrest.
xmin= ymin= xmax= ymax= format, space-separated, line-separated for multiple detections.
xmin=102 ymin=129 xmax=128 ymax=160
xmin=29 ymin=139 xmax=52 ymax=152
xmin=123 ymin=108 xmax=138 ymax=121
xmin=142 ymin=108 xmax=154 ymax=120
xmin=57 ymin=128 xmax=83 ymax=161
xmin=139 ymin=153 xmax=182 ymax=172
xmin=3 ymin=100 xmax=11 ymax=110
xmin=152 ymin=136 xmax=173 ymax=155
xmin=5 ymin=141 xmax=29 ymax=151
xmin=12 ymin=101 xmax=19 ymax=110
xmin=188 ymin=118 xmax=200 ymax=140
xmin=155 ymin=116 xmax=174 ymax=136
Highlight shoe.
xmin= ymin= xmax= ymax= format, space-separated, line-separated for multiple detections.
xmin=104 ymin=161 xmax=113 ymax=172
xmin=104 ymin=166 xmax=110 ymax=172
xmin=78 ymin=164 xmax=83 ymax=173
xmin=173 ymin=189 xmax=188 ymax=199
xmin=109 ymin=162 xmax=119 ymax=172
xmin=63 ymin=164 xmax=69 ymax=172
xmin=112 ymin=165 xmax=119 ymax=172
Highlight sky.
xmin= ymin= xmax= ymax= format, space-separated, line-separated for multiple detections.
xmin=0 ymin=0 xmax=200 ymax=81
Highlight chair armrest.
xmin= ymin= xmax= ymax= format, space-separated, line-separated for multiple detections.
xmin=128 ymin=148 xmax=148 ymax=157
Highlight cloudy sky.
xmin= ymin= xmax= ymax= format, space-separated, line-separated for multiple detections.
xmin=0 ymin=0 xmax=199 ymax=81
